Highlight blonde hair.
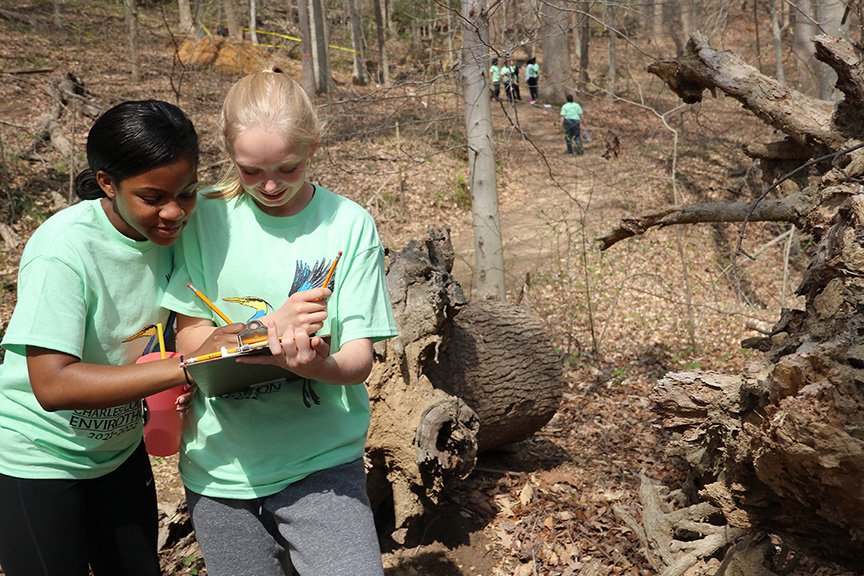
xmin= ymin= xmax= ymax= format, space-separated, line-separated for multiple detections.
xmin=209 ymin=68 xmax=322 ymax=199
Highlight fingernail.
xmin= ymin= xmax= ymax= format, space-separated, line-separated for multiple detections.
xmin=183 ymin=383 xmax=193 ymax=392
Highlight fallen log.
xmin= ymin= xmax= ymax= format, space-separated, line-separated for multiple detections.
xmin=366 ymin=228 xmax=564 ymax=541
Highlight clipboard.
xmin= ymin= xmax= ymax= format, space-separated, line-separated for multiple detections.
xmin=182 ymin=341 xmax=299 ymax=397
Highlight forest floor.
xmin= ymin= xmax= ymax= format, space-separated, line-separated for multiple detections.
xmin=0 ymin=2 xmax=853 ymax=575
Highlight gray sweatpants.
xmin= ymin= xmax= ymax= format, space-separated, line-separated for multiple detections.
xmin=186 ymin=459 xmax=383 ymax=576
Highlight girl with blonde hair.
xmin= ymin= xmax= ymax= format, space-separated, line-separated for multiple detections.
xmin=162 ymin=68 xmax=397 ymax=576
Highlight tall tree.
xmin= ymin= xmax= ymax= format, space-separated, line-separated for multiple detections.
xmin=817 ymin=0 xmax=847 ymax=99
xmin=346 ymin=0 xmax=369 ymax=85
xmin=539 ymin=0 xmax=570 ymax=103
xmin=373 ymin=0 xmax=390 ymax=84
xmin=249 ymin=0 xmax=258 ymax=44
xmin=297 ymin=0 xmax=317 ymax=96
xmin=124 ymin=0 xmax=141 ymax=82
xmin=177 ymin=0 xmax=194 ymax=36
xmin=606 ymin=2 xmax=617 ymax=100
xmin=222 ymin=0 xmax=241 ymax=38
xmin=578 ymin=3 xmax=589 ymax=90
xmin=461 ymin=0 xmax=505 ymax=300
xmin=770 ymin=0 xmax=786 ymax=85
xmin=310 ymin=0 xmax=331 ymax=93
xmin=792 ymin=0 xmax=819 ymax=96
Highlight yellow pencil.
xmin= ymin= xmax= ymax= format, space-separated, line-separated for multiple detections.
xmin=321 ymin=251 xmax=343 ymax=289
xmin=183 ymin=336 xmax=272 ymax=365
xmin=186 ymin=283 xmax=233 ymax=325
xmin=156 ymin=322 xmax=166 ymax=360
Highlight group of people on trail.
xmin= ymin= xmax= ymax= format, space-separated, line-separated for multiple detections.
xmin=489 ymin=56 xmax=587 ymax=154
xmin=0 ymin=68 xmax=396 ymax=576
xmin=490 ymin=56 xmax=541 ymax=104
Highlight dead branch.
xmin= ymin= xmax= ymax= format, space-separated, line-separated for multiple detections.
xmin=0 ymin=68 xmax=54 ymax=76
xmin=814 ymin=35 xmax=864 ymax=108
xmin=598 ymin=191 xmax=815 ymax=250
xmin=648 ymin=33 xmax=840 ymax=151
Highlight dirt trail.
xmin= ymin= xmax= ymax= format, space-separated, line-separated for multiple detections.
xmin=449 ymin=100 xmax=597 ymax=295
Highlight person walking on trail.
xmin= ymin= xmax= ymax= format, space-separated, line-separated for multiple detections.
xmin=489 ymin=57 xmax=501 ymax=101
xmin=560 ymin=94 xmax=585 ymax=155
xmin=526 ymin=57 xmax=540 ymax=103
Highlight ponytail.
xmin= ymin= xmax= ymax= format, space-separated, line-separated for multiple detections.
xmin=73 ymin=169 xmax=105 ymax=200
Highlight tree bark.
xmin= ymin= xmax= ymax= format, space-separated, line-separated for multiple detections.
xmin=310 ymin=0 xmax=330 ymax=94
xmin=296 ymin=0 xmax=317 ymax=97
xmin=373 ymin=0 xmax=389 ymax=84
xmin=606 ymin=2 xmax=617 ymax=100
xmin=539 ymin=0 xmax=570 ymax=103
xmin=578 ymin=4 xmax=589 ymax=91
xmin=792 ymin=0 xmax=819 ymax=96
xmin=366 ymin=228 xmax=562 ymax=541
xmin=177 ymin=0 xmax=194 ymax=37
xmin=461 ymin=0 xmax=505 ymax=301
xmin=222 ymin=0 xmax=240 ymax=39
xmin=249 ymin=0 xmax=258 ymax=45
xmin=124 ymin=0 xmax=141 ymax=82
xmin=625 ymin=32 xmax=864 ymax=572
xmin=346 ymin=0 xmax=368 ymax=85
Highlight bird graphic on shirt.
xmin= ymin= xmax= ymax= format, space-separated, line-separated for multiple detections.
xmin=123 ymin=323 xmax=163 ymax=356
xmin=290 ymin=258 xmax=335 ymax=294
xmin=222 ymin=296 xmax=272 ymax=321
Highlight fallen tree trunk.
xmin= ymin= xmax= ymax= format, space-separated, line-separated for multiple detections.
xmin=615 ymin=32 xmax=864 ymax=573
xmin=366 ymin=228 xmax=564 ymax=542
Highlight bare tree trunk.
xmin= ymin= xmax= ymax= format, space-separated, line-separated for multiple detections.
xmin=177 ymin=0 xmax=194 ymax=36
xmin=124 ymin=0 xmax=141 ymax=82
xmin=222 ymin=0 xmax=241 ymax=38
xmin=770 ymin=0 xmax=785 ymax=85
xmin=296 ymin=0 xmax=317 ymax=97
xmin=818 ymin=0 xmax=847 ymax=99
xmin=578 ymin=3 xmax=589 ymax=90
xmin=373 ymin=0 xmax=390 ymax=84
xmin=793 ymin=0 xmax=820 ymax=96
xmin=461 ymin=0 xmax=505 ymax=300
xmin=249 ymin=0 xmax=258 ymax=44
xmin=346 ymin=0 xmax=369 ymax=85
xmin=606 ymin=2 xmax=617 ymax=99
xmin=653 ymin=0 xmax=663 ymax=42
xmin=51 ymin=0 xmax=63 ymax=30
xmin=540 ymin=0 xmax=570 ymax=103
xmin=310 ymin=0 xmax=330 ymax=94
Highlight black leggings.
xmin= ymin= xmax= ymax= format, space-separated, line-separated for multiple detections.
xmin=0 ymin=442 xmax=160 ymax=576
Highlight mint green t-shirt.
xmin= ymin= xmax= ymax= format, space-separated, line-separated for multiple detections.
xmin=490 ymin=65 xmax=501 ymax=83
xmin=0 ymin=200 xmax=175 ymax=479
xmin=162 ymin=185 xmax=398 ymax=499
xmin=526 ymin=63 xmax=540 ymax=79
xmin=560 ymin=101 xmax=583 ymax=121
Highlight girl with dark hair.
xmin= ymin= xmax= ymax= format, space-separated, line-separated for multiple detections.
xmin=0 ymin=100 xmax=235 ymax=576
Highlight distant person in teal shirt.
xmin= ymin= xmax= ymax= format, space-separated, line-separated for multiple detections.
xmin=489 ymin=57 xmax=501 ymax=101
xmin=526 ymin=57 xmax=540 ymax=103
xmin=560 ymin=94 xmax=584 ymax=155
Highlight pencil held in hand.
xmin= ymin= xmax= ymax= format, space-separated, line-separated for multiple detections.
xmin=321 ymin=251 xmax=342 ymax=289
xmin=187 ymin=282 xmax=233 ymax=325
